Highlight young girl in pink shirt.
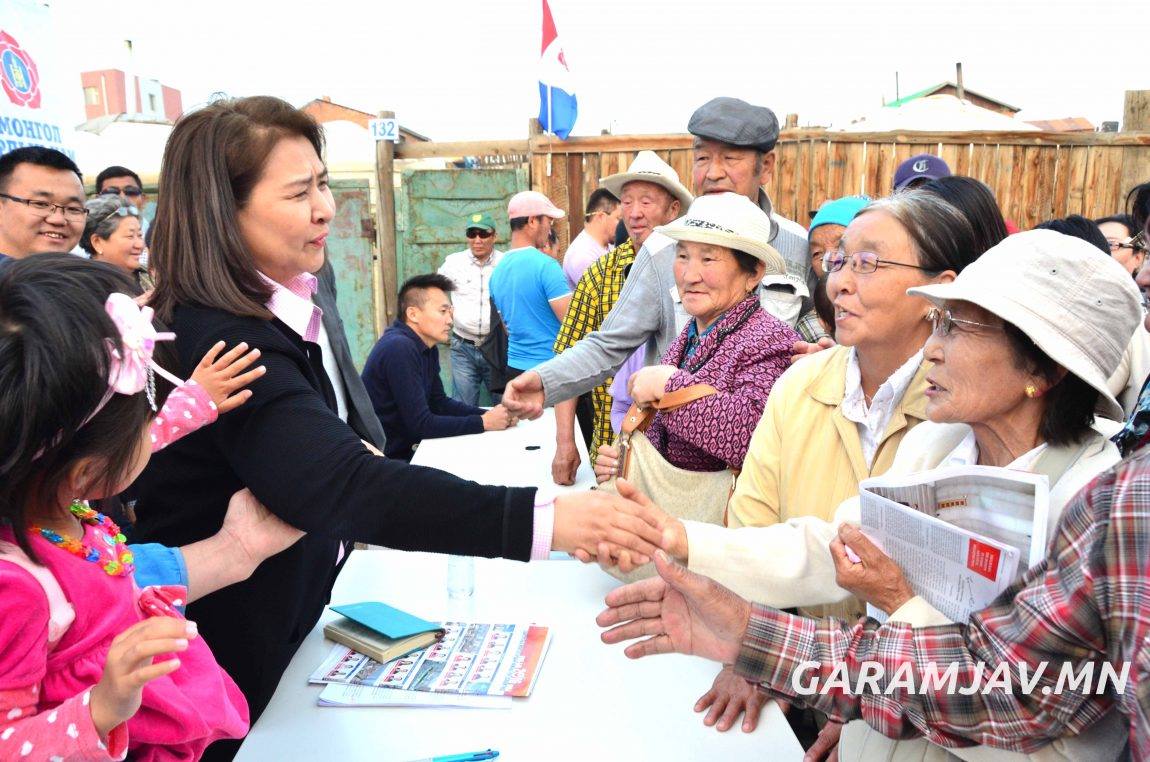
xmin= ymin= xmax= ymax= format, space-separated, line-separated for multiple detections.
xmin=0 ymin=255 xmax=274 ymax=760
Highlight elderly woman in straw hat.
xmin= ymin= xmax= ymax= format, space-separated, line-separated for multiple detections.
xmin=598 ymin=230 xmax=1142 ymax=761
xmin=592 ymin=192 xmax=799 ymax=482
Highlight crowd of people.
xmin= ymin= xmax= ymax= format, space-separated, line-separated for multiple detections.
xmin=0 ymin=91 xmax=1149 ymax=761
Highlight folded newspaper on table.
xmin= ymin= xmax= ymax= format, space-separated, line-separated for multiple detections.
xmin=858 ymin=464 xmax=1049 ymax=623
xmin=310 ymin=621 xmax=551 ymax=707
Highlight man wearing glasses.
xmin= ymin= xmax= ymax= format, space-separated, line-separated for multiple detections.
xmin=438 ymin=211 xmax=506 ymax=405
xmin=0 ymin=146 xmax=88 ymax=263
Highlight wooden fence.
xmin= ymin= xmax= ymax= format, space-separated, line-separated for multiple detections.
xmin=523 ymin=130 xmax=1150 ymax=245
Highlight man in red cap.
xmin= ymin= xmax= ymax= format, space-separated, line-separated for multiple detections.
xmin=489 ymin=191 xmax=573 ymax=376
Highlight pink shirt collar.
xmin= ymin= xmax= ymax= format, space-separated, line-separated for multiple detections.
xmin=260 ymin=271 xmax=323 ymax=342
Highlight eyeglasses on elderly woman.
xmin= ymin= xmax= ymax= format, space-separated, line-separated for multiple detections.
xmin=822 ymin=249 xmax=935 ymax=275
xmin=926 ymin=307 xmax=1000 ymax=337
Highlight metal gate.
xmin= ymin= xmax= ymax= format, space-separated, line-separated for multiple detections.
xmin=396 ymin=166 xmax=528 ymax=284
xmin=327 ymin=178 xmax=381 ymax=370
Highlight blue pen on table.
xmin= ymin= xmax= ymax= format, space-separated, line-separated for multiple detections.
xmin=407 ymin=750 xmax=499 ymax=762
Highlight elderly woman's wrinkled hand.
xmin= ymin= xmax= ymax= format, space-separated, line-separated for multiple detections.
xmin=597 ymin=551 xmax=751 ymax=664
xmin=628 ymin=364 xmax=679 ymax=406
xmin=830 ymin=524 xmax=915 ymax=615
xmin=790 ymin=336 xmax=836 ymax=364
xmin=595 ymin=443 xmax=622 ymax=484
xmin=695 ymin=665 xmax=774 ymax=733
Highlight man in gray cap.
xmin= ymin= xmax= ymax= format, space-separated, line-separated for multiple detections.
xmin=503 ymin=96 xmax=820 ymax=422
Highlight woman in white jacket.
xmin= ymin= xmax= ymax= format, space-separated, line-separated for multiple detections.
xmin=650 ymin=230 xmax=1143 ymax=760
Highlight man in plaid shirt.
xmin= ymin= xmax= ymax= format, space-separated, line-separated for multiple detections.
xmin=549 ymin=152 xmax=689 ymax=484
xmin=598 ymin=445 xmax=1150 ymax=754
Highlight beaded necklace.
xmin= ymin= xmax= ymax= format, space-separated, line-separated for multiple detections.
xmin=31 ymin=500 xmax=135 ymax=577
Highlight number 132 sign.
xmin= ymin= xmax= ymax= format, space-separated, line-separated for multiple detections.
xmin=369 ymin=118 xmax=399 ymax=142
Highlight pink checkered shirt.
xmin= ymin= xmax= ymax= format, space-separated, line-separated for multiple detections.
xmin=261 ymin=272 xmax=323 ymax=343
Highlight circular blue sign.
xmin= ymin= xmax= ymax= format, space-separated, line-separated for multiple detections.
xmin=2 ymin=49 xmax=32 ymax=95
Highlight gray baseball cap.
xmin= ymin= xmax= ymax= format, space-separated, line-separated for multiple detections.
xmin=688 ymin=97 xmax=780 ymax=152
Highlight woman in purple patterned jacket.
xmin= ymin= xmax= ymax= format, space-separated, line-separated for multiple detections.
xmin=594 ymin=193 xmax=799 ymax=478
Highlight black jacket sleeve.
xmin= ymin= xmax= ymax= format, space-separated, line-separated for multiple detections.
xmin=182 ymin=312 xmax=535 ymax=561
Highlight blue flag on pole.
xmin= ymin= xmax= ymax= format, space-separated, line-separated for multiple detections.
xmin=538 ymin=0 xmax=577 ymax=139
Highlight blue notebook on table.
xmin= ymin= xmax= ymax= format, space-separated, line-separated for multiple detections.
xmin=325 ymin=602 xmax=445 ymax=663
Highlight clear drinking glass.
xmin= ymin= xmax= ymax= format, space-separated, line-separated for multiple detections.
xmin=447 ymin=556 xmax=475 ymax=599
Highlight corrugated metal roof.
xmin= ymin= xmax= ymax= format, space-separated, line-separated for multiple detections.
xmin=887 ymin=82 xmax=1020 ymax=113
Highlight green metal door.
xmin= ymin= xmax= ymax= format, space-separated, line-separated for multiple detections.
xmin=327 ymin=178 xmax=380 ymax=370
xmin=396 ymin=167 xmax=528 ymax=284
xmin=396 ymin=167 xmax=528 ymax=397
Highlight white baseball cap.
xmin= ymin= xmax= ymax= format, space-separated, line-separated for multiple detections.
xmin=654 ymin=193 xmax=787 ymax=276
xmin=907 ymin=229 xmax=1141 ymax=421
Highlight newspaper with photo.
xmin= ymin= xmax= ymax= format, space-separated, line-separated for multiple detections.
xmin=310 ymin=621 xmax=551 ymax=700
xmin=857 ymin=464 xmax=1049 ymax=623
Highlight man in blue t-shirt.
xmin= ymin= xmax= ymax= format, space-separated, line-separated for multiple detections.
xmin=490 ymin=191 xmax=572 ymax=373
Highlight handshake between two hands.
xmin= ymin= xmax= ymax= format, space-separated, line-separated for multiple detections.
xmin=551 ymin=478 xmax=688 ymax=574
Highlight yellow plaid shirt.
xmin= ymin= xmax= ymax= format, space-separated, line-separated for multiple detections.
xmin=553 ymin=238 xmax=637 ymax=462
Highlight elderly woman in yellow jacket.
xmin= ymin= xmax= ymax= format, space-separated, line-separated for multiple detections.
xmin=664 ymin=190 xmax=987 ymax=731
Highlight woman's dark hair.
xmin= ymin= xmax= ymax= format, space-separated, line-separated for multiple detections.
xmin=730 ymin=249 xmax=760 ymax=276
xmin=149 ymin=96 xmax=325 ymax=323
xmin=813 ymin=272 xmax=834 ymax=337
xmin=1095 ymin=213 xmax=1137 ymax=238
xmin=857 ymin=190 xmax=982 ymax=274
xmin=1033 ymin=215 xmax=1109 ymax=255
xmin=919 ymin=176 xmax=1008 ymax=255
xmin=0 ymin=255 xmax=175 ymax=560
xmin=1002 ymin=322 xmax=1097 ymax=447
xmin=1127 ymin=182 xmax=1150 ymax=234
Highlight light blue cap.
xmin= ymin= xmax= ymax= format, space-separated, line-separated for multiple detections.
xmin=810 ymin=196 xmax=870 ymax=232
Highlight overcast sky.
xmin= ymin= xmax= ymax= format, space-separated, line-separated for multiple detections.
xmin=47 ymin=0 xmax=1150 ymax=140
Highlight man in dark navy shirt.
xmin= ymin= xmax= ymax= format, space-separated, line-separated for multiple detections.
xmin=362 ymin=273 xmax=515 ymax=460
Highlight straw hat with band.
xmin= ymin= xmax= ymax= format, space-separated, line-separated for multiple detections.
xmin=600 ymin=150 xmax=694 ymax=211
xmin=654 ymin=192 xmax=787 ymax=276
xmin=907 ymin=229 xmax=1141 ymax=421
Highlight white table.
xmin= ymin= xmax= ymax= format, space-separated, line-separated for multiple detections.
xmin=410 ymin=409 xmax=597 ymax=498
xmin=236 ymin=551 xmax=802 ymax=761
xmin=236 ymin=411 xmax=803 ymax=761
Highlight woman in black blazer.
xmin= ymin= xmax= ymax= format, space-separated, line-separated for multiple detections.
xmin=134 ymin=96 xmax=664 ymax=760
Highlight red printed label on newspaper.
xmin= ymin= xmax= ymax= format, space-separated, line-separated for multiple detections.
xmin=966 ymin=539 xmax=1001 ymax=581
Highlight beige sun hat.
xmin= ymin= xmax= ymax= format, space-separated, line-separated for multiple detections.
xmin=600 ymin=150 xmax=694 ymax=210
xmin=907 ymin=229 xmax=1141 ymax=421
xmin=654 ymin=192 xmax=787 ymax=276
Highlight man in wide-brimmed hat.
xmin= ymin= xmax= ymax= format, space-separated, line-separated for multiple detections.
xmin=505 ymin=96 xmax=820 ymax=427
xmin=550 ymin=151 xmax=692 ymax=484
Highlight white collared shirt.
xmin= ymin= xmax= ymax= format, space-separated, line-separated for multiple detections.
xmin=939 ymin=429 xmax=1049 ymax=472
xmin=438 ymin=249 xmax=505 ymax=342
xmin=259 ymin=272 xmax=349 ymax=422
xmin=841 ymin=347 xmax=924 ymax=467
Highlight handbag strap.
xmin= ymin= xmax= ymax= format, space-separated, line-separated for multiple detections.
xmin=620 ymin=384 xmax=719 ymax=435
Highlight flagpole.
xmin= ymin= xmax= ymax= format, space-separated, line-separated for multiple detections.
xmin=546 ymin=83 xmax=553 ymax=176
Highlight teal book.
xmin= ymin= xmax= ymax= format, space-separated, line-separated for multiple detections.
xmin=324 ymin=602 xmax=445 ymax=664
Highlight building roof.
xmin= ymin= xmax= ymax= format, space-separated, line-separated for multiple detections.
xmin=1024 ymin=117 xmax=1095 ymax=132
xmin=301 ymin=96 xmax=431 ymax=142
xmin=886 ymin=82 xmax=1021 ymax=114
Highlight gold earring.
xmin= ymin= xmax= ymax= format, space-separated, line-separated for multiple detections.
xmin=1025 ymin=384 xmax=1039 ymax=398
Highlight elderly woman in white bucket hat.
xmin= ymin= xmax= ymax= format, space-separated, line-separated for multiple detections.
xmin=600 ymin=229 xmax=1141 ymax=760
xmin=591 ymin=192 xmax=799 ymax=483
xmin=810 ymin=228 xmax=1142 ymax=761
